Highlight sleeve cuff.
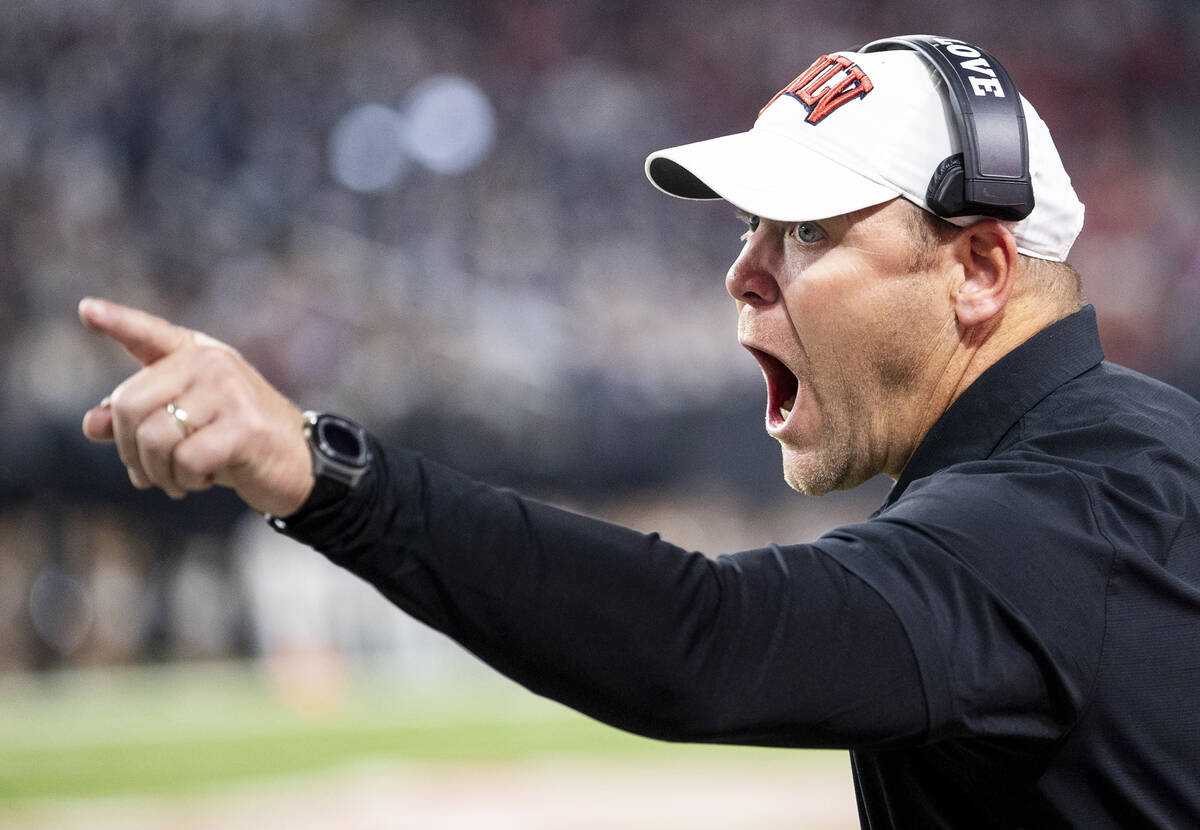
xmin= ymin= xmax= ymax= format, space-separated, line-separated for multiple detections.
xmin=264 ymin=429 xmax=387 ymax=542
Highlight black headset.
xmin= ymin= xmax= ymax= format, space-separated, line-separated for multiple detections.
xmin=859 ymin=35 xmax=1035 ymax=222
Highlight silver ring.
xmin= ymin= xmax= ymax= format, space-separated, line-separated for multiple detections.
xmin=166 ymin=402 xmax=193 ymax=437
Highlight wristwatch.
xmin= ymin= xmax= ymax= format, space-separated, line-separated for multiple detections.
xmin=303 ymin=410 xmax=371 ymax=489
xmin=266 ymin=411 xmax=371 ymax=532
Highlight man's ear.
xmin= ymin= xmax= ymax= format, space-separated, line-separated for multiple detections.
xmin=951 ymin=220 xmax=1019 ymax=328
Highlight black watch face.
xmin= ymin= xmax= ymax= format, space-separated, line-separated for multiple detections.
xmin=317 ymin=417 xmax=368 ymax=465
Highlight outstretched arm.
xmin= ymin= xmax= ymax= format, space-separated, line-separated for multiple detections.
xmin=79 ymin=296 xmax=928 ymax=749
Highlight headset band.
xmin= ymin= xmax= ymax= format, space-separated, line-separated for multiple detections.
xmin=860 ymin=35 xmax=1035 ymax=221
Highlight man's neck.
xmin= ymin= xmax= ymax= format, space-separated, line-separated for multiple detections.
xmin=886 ymin=300 xmax=1075 ymax=480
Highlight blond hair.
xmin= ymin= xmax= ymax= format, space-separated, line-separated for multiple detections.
xmin=903 ymin=200 xmax=1082 ymax=309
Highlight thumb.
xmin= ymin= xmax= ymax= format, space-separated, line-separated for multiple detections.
xmin=78 ymin=297 xmax=188 ymax=366
xmin=82 ymin=397 xmax=114 ymax=443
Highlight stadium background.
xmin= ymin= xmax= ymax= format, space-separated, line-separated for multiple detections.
xmin=0 ymin=0 xmax=1197 ymax=827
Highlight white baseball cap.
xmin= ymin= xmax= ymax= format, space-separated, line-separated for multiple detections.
xmin=645 ymin=46 xmax=1085 ymax=261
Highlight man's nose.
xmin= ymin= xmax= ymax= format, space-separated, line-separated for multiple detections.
xmin=725 ymin=238 xmax=779 ymax=306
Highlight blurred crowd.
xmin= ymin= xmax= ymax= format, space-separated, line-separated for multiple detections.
xmin=1 ymin=0 xmax=1197 ymax=673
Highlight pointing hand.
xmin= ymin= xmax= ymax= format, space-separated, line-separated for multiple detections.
xmin=79 ymin=298 xmax=315 ymax=517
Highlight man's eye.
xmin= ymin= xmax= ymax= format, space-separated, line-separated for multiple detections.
xmin=738 ymin=213 xmax=760 ymax=242
xmin=793 ymin=222 xmax=824 ymax=244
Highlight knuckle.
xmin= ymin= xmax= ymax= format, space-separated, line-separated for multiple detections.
xmin=175 ymin=433 xmax=231 ymax=489
xmin=134 ymin=415 xmax=162 ymax=446
xmin=173 ymin=443 xmax=208 ymax=480
xmin=195 ymin=337 xmax=240 ymax=371
xmin=198 ymin=356 xmax=251 ymax=405
xmin=240 ymin=409 xmax=276 ymax=454
xmin=214 ymin=371 xmax=244 ymax=401
xmin=193 ymin=330 xmax=242 ymax=359
xmin=110 ymin=378 xmax=154 ymax=421
xmin=108 ymin=382 xmax=134 ymax=416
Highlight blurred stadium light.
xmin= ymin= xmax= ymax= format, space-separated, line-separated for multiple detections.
xmin=328 ymin=103 xmax=409 ymax=193
xmin=404 ymin=74 xmax=496 ymax=175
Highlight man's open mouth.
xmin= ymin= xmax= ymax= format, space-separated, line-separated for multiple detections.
xmin=745 ymin=346 xmax=799 ymax=429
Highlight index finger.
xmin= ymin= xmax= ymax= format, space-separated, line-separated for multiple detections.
xmin=78 ymin=297 xmax=189 ymax=367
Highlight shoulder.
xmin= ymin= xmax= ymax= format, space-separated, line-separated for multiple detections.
xmin=823 ymin=452 xmax=1114 ymax=621
xmin=879 ymin=456 xmax=1102 ymax=556
xmin=1007 ymin=361 xmax=1200 ymax=538
xmin=814 ymin=459 xmax=1111 ymax=740
xmin=1017 ymin=361 xmax=1200 ymax=460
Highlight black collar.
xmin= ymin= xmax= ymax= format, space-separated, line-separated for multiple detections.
xmin=880 ymin=305 xmax=1106 ymax=510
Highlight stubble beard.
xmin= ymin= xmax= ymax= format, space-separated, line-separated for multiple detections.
xmin=778 ymin=357 xmax=895 ymax=496
xmin=782 ymin=351 xmax=926 ymax=495
xmin=779 ymin=424 xmax=857 ymax=496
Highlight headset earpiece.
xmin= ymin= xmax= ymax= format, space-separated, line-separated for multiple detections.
xmin=926 ymin=153 xmax=967 ymax=217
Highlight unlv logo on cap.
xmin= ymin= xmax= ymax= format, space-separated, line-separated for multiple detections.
xmin=760 ymin=54 xmax=874 ymax=124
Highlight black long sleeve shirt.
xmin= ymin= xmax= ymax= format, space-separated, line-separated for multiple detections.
xmin=277 ymin=306 xmax=1200 ymax=829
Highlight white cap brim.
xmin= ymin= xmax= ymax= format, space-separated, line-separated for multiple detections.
xmin=646 ymin=127 xmax=900 ymax=223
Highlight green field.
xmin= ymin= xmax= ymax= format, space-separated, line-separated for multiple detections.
xmin=0 ymin=660 xmax=839 ymax=806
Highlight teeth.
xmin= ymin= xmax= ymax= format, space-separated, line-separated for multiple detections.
xmin=780 ymin=407 xmax=791 ymax=421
